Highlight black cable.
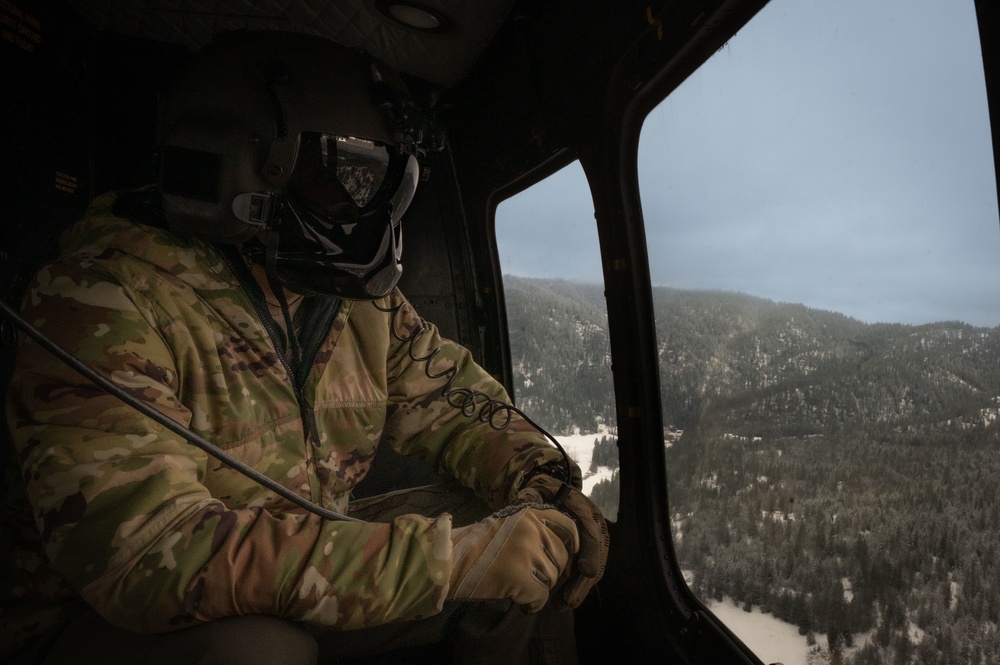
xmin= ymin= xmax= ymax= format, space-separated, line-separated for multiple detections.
xmin=1 ymin=290 xmax=574 ymax=519
xmin=0 ymin=297 xmax=361 ymax=523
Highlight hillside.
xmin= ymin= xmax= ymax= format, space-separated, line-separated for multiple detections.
xmin=504 ymin=277 xmax=616 ymax=432
xmin=503 ymin=275 xmax=1000 ymax=664
xmin=505 ymin=275 xmax=1000 ymax=436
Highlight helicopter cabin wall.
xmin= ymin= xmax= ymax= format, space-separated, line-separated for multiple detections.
xmin=1 ymin=1 xmax=187 ymax=473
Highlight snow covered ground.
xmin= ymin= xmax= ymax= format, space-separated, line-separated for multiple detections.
xmin=707 ymin=598 xmax=815 ymax=665
xmin=553 ymin=431 xmax=616 ymax=495
xmin=708 ymin=599 xmax=872 ymax=665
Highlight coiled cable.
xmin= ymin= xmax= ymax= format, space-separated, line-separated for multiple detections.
xmin=374 ymin=299 xmax=574 ymax=504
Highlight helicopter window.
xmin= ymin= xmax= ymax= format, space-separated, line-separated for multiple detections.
xmin=495 ymin=160 xmax=620 ymax=520
xmin=638 ymin=0 xmax=999 ymax=663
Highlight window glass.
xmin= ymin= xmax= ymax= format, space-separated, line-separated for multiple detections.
xmin=495 ymin=161 xmax=619 ymax=520
xmin=639 ymin=1 xmax=1000 ymax=664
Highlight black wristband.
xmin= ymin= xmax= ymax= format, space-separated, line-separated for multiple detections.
xmin=525 ymin=460 xmax=571 ymax=485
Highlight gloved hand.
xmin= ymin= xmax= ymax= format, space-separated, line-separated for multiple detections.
xmin=516 ymin=472 xmax=609 ymax=609
xmin=448 ymin=506 xmax=580 ymax=613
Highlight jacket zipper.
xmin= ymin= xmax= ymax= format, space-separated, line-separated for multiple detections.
xmin=292 ymin=297 xmax=342 ymax=447
xmin=215 ymin=245 xmax=338 ymax=461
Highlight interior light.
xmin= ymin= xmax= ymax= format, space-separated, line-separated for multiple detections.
xmin=377 ymin=2 xmax=453 ymax=33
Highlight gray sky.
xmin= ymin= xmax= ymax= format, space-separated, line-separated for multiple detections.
xmin=497 ymin=0 xmax=1000 ymax=327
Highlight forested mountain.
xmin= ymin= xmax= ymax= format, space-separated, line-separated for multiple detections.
xmin=505 ymin=275 xmax=1000 ymax=436
xmin=504 ymin=275 xmax=1000 ymax=664
xmin=505 ymin=277 xmax=617 ymax=432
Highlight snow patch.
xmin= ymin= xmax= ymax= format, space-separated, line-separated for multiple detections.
xmin=554 ymin=429 xmax=617 ymax=495
xmin=707 ymin=597 xmax=812 ymax=665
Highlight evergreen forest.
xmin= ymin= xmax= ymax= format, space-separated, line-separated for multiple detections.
xmin=504 ymin=275 xmax=1000 ymax=664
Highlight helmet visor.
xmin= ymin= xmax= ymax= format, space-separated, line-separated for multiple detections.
xmin=287 ymin=132 xmax=418 ymax=225
xmin=265 ymin=132 xmax=418 ymax=299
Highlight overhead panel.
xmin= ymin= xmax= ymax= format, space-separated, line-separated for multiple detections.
xmin=65 ymin=0 xmax=517 ymax=87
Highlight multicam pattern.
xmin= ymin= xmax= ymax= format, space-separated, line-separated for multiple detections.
xmin=0 ymin=191 xmax=565 ymax=657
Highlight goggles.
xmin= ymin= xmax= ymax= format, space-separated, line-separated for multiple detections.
xmin=232 ymin=132 xmax=420 ymax=299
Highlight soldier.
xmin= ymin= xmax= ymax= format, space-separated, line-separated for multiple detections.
xmin=1 ymin=31 xmax=608 ymax=664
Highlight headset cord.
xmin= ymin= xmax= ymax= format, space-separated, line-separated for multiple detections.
xmin=0 ymin=297 xmax=361 ymax=523
xmin=374 ymin=299 xmax=574 ymax=505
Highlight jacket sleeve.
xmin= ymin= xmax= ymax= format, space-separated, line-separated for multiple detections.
xmin=378 ymin=291 xmax=570 ymax=509
xmin=7 ymin=263 xmax=453 ymax=634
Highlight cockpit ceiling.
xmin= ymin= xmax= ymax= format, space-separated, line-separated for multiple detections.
xmin=65 ymin=0 xmax=518 ymax=88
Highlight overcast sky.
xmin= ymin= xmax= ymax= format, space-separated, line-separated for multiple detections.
xmin=496 ymin=0 xmax=1000 ymax=327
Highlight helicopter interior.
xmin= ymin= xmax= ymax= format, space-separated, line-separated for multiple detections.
xmin=4 ymin=1 xmax=1000 ymax=663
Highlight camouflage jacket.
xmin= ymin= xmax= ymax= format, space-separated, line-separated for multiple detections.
xmin=1 ymin=191 xmax=564 ymax=656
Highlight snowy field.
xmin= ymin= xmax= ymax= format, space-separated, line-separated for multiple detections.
xmin=707 ymin=598 xmax=815 ymax=665
xmin=706 ymin=598 xmax=871 ymax=665
xmin=552 ymin=431 xmax=616 ymax=495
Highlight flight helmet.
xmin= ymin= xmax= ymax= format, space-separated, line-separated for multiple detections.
xmin=158 ymin=30 xmax=440 ymax=299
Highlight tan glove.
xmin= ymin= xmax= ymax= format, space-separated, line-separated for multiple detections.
xmin=448 ymin=506 xmax=580 ymax=613
xmin=517 ymin=473 xmax=609 ymax=609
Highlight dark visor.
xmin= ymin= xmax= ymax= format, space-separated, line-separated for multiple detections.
xmin=259 ymin=132 xmax=418 ymax=299
xmin=287 ymin=132 xmax=418 ymax=225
